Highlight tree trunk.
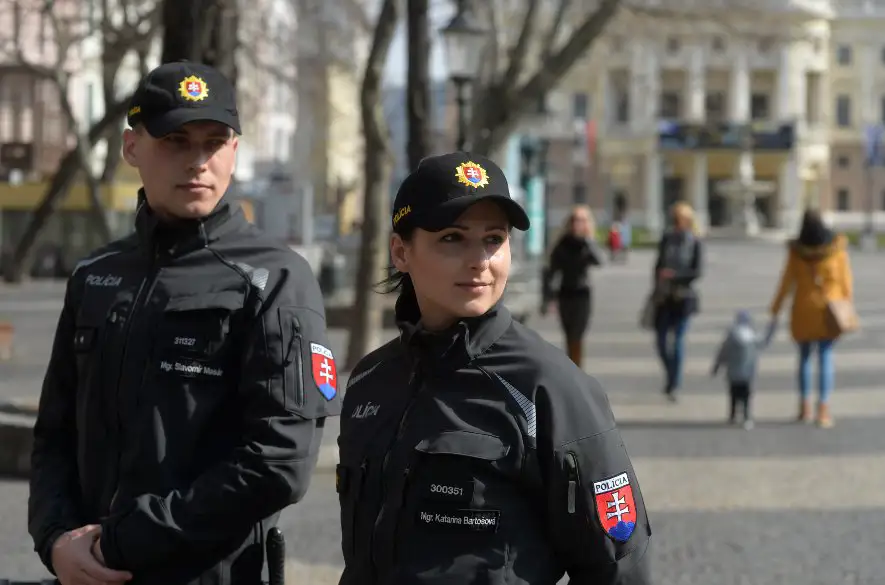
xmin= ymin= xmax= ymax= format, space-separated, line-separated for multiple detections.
xmin=406 ymin=0 xmax=430 ymax=169
xmin=3 ymin=98 xmax=132 ymax=282
xmin=344 ymin=0 xmax=402 ymax=372
xmin=161 ymin=0 xmax=239 ymax=84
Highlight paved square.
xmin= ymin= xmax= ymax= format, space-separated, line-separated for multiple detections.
xmin=1 ymin=241 xmax=883 ymax=583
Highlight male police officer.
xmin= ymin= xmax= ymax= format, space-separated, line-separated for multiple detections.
xmin=28 ymin=61 xmax=342 ymax=585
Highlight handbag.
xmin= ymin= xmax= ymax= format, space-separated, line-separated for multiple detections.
xmin=807 ymin=261 xmax=859 ymax=337
xmin=826 ymin=298 xmax=859 ymax=336
xmin=639 ymin=292 xmax=657 ymax=330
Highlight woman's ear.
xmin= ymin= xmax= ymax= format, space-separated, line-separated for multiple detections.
xmin=390 ymin=233 xmax=409 ymax=273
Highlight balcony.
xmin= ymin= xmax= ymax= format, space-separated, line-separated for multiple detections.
xmin=624 ymin=0 xmax=833 ymax=17
xmin=835 ymin=0 xmax=885 ymax=17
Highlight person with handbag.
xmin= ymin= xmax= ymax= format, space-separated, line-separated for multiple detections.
xmin=652 ymin=201 xmax=704 ymax=401
xmin=768 ymin=209 xmax=856 ymax=428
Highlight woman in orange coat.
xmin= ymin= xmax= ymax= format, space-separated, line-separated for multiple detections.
xmin=768 ymin=210 xmax=854 ymax=428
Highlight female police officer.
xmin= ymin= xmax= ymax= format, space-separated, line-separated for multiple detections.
xmin=336 ymin=152 xmax=652 ymax=585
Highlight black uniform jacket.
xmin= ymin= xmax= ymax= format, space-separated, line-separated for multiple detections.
xmin=543 ymin=234 xmax=604 ymax=301
xmin=336 ymin=302 xmax=652 ymax=585
xmin=28 ymin=196 xmax=342 ymax=584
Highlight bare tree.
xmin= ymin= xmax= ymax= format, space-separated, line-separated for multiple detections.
xmin=344 ymin=0 xmax=401 ymax=371
xmin=406 ymin=0 xmax=431 ymax=169
xmin=1 ymin=0 xmax=159 ymax=282
xmin=161 ymin=0 xmax=239 ymax=83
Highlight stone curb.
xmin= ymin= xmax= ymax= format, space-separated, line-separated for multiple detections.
xmin=0 ymin=400 xmax=340 ymax=479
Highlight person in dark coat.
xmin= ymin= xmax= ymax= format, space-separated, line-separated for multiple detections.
xmin=337 ymin=153 xmax=652 ymax=585
xmin=652 ymin=201 xmax=703 ymax=400
xmin=541 ymin=205 xmax=604 ymax=367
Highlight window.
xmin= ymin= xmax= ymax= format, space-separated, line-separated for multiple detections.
xmin=659 ymin=91 xmax=680 ymax=119
xmin=572 ymin=182 xmax=587 ymax=203
xmin=712 ymin=36 xmax=725 ymax=52
xmin=758 ymin=37 xmax=774 ymax=53
xmin=705 ymin=92 xmax=725 ymax=120
xmin=610 ymin=36 xmax=623 ymax=52
xmin=751 ymin=93 xmax=769 ymax=120
xmin=573 ymin=92 xmax=589 ymax=120
xmin=837 ymin=44 xmax=852 ymax=65
xmin=881 ymin=46 xmax=885 ymax=64
xmin=836 ymin=95 xmax=851 ymax=127
xmin=837 ymin=155 xmax=850 ymax=169
xmin=880 ymin=189 xmax=885 ymax=210
xmin=666 ymin=37 xmax=680 ymax=53
xmin=880 ymin=95 xmax=885 ymax=125
xmin=615 ymin=91 xmax=629 ymax=123
xmin=837 ymin=188 xmax=850 ymax=211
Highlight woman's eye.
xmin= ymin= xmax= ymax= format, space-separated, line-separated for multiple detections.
xmin=486 ymin=235 xmax=505 ymax=245
xmin=440 ymin=233 xmax=462 ymax=242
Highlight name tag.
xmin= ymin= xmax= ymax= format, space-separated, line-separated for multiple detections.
xmin=158 ymin=358 xmax=224 ymax=379
xmin=415 ymin=508 xmax=500 ymax=534
xmin=425 ymin=479 xmax=473 ymax=503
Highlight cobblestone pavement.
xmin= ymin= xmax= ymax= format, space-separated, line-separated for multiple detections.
xmin=2 ymin=241 xmax=884 ymax=584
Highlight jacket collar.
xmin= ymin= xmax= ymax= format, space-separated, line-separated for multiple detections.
xmin=397 ymin=302 xmax=512 ymax=373
xmin=134 ymin=188 xmax=245 ymax=257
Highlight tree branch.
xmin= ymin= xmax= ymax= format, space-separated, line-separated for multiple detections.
xmin=540 ymin=0 xmax=570 ymax=62
xmin=498 ymin=0 xmax=540 ymax=94
xmin=472 ymin=0 xmax=622 ymax=155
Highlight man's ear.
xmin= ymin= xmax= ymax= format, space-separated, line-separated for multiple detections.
xmin=390 ymin=233 xmax=409 ymax=273
xmin=122 ymin=128 xmax=139 ymax=167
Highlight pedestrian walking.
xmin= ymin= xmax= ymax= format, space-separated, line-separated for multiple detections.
xmin=28 ymin=61 xmax=341 ymax=585
xmin=711 ymin=310 xmax=766 ymax=429
xmin=337 ymin=153 xmax=652 ymax=585
xmin=651 ymin=201 xmax=704 ymax=401
xmin=541 ymin=205 xmax=604 ymax=367
xmin=768 ymin=209 xmax=857 ymax=428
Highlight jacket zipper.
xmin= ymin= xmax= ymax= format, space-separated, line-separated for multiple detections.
xmin=371 ymin=363 xmax=423 ymax=572
xmin=566 ymin=452 xmax=580 ymax=515
xmin=349 ymin=458 xmax=368 ymax=560
xmin=107 ymin=244 xmax=161 ymax=514
xmin=390 ymin=464 xmax=413 ymax=559
xmin=283 ymin=316 xmax=304 ymax=409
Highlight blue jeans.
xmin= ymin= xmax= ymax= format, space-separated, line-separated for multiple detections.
xmin=798 ymin=340 xmax=835 ymax=403
xmin=655 ymin=313 xmax=690 ymax=391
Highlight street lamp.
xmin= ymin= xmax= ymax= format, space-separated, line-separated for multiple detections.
xmin=440 ymin=0 xmax=487 ymax=150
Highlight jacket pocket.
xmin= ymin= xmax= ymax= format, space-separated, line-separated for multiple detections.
xmin=392 ymin=431 xmax=511 ymax=577
xmin=157 ymin=291 xmax=244 ymax=358
xmin=336 ymin=458 xmax=368 ymax=564
xmin=278 ymin=307 xmax=305 ymax=413
xmin=400 ymin=431 xmax=510 ymax=547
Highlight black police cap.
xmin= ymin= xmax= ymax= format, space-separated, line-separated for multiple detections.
xmin=127 ymin=60 xmax=241 ymax=138
xmin=391 ymin=152 xmax=530 ymax=233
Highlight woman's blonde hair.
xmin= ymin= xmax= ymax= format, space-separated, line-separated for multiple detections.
xmin=546 ymin=205 xmax=596 ymax=261
xmin=670 ymin=201 xmax=698 ymax=234
xmin=565 ymin=204 xmax=596 ymax=236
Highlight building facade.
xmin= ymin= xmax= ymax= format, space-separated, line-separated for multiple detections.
xmin=533 ymin=0 xmax=885 ymax=235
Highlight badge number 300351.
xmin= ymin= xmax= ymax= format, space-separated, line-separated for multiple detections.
xmin=592 ymin=472 xmax=637 ymax=543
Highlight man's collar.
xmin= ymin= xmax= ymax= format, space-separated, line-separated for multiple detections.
xmin=134 ymin=188 xmax=245 ymax=256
